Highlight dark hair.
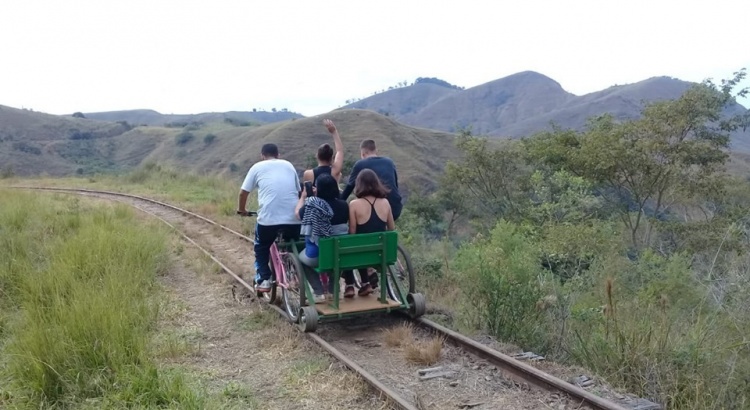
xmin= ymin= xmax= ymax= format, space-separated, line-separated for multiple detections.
xmin=315 ymin=174 xmax=340 ymax=201
xmin=261 ymin=143 xmax=279 ymax=158
xmin=360 ymin=139 xmax=376 ymax=152
xmin=317 ymin=143 xmax=334 ymax=163
xmin=354 ymin=169 xmax=389 ymax=198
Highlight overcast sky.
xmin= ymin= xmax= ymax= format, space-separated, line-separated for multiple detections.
xmin=1 ymin=0 xmax=748 ymax=117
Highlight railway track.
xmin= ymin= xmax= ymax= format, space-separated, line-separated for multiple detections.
xmin=16 ymin=186 xmax=630 ymax=410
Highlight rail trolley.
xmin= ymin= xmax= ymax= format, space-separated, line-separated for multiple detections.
xmin=243 ymin=212 xmax=425 ymax=332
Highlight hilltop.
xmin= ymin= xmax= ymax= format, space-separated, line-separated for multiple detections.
xmin=341 ymin=71 xmax=750 ymax=152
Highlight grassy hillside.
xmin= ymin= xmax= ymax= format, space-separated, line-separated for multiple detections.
xmin=0 ymin=105 xmax=460 ymax=192
xmin=0 ymin=105 xmax=133 ymax=176
xmin=141 ymin=109 xmax=460 ymax=193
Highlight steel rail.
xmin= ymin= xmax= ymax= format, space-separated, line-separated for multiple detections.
xmin=414 ymin=318 xmax=627 ymax=410
xmin=14 ymin=187 xmax=629 ymax=410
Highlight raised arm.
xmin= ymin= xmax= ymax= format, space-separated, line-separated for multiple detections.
xmin=324 ymin=119 xmax=344 ymax=182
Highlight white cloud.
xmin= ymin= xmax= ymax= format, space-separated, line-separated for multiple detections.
xmin=1 ymin=0 xmax=747 ymax=116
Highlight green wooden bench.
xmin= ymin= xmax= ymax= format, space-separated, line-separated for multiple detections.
xmin=311 ymin=231 xmax=405 ymax=313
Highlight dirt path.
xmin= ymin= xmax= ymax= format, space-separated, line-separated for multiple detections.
xmin=76 ymin=192 xmax=387 ymax=409
xmin=157 ymin=250 xmax=385 ymax=410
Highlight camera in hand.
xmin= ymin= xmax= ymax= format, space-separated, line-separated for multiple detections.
xmin=304 ymin=181 xmax=313 ymax=197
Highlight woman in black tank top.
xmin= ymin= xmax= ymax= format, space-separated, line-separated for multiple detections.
xmin=348 ymin=170 xmax=395 ymax=296
xmin=312 ymin=165 xmax=332 ymax=184
xmin=302 ymin=119 xmax=344 ymax=185
xmin=355 ymin=198 xmax=387 ymax=234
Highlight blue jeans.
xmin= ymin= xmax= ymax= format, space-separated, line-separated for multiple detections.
xmin=254 ymin=223 xmax=300 ymax=284
xmin=299 ymin=247 xmax=355 ymax=295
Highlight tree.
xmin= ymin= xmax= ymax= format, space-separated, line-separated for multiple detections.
xmin=442 ymin=134 xmax=530 ymax=222
xmin=526 ymin=70 xmax=748 ymax=249
xmin=72 ymin=112 xmax=86 ymax=118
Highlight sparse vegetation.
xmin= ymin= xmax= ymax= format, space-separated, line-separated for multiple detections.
xmin=203 ymin=133 xmax=217 ymax=145
xmin=175 ymin=131 xmax=195 ymax=145
xmin=11 ymin=141 xmax=41 ymax=155
xmin=223 ymin=117 xmax=254 ymax=127
xmin=403 ymin=338 xmax=444 ymax=366
xmin=0 ymin=164 xmax=14 ymax=178
xmin=414 ymin=77 xmax=464 ymax=90
xmin=383 ymin=323 xmax=415 ymax=347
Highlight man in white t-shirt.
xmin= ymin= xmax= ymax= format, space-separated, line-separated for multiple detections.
xmin=237 ymin=143 xmax=301 ymax=292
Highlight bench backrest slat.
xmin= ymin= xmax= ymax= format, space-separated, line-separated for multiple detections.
xmin=318 ymin=231 xmax=398 ymax=271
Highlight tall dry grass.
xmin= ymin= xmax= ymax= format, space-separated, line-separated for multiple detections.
xmin=0 ymin=190 xmax=210 ymax=408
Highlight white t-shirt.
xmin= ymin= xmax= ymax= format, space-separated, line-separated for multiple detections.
xmin=241 ymin=159 xmax=301 ymax=226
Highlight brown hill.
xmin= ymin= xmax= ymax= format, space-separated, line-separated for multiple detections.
xmin=140 ymin=109 xmax=460 ymax=193
xmin=0 ymin=106 xmax=459 ymax=193
xmin=0 ymin=105 xmax=132 ymax=176
xmin=496 ymin=76 xmax=693 ymax=136
xmin=342 ymin=72 xmax=750 ymax=152
xmin=403 ymin=71 xmax=575 ymax=134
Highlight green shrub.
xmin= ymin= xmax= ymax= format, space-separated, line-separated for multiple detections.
xmin=11 ymin=141 xmax=41 ymax=155
xmin=175 ymin=132 xmax=194 ymax=145
xmin=203 ymin=133 xmax=217 ymax=145
xmin=454 ymin=220 xmax=546 ymax=349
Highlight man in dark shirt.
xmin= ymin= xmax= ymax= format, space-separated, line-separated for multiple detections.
xmin=341 ymin=139 xmax=403 ymax=220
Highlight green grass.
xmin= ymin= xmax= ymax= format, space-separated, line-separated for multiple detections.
xmin=284 ymin=356 xmax=329 ymax=386
xmin=0 ymin=190 xmax=255 ymax=409
xmin=1 ymin=163 xmax=257 ymax=236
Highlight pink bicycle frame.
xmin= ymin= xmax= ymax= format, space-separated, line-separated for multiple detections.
xmin=269 ymin=243 xmax=288 ymax=289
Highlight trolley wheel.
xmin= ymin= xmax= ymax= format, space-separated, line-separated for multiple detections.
xmin=282 ymin=253 xmax=305 ymax=323
xmin=407 ymin=293 xmax=426 ymax=319
xmin=298 ymin=306 xmax=319 ymax=333
xmin=397 ymin=245 xmax=416 ymax=294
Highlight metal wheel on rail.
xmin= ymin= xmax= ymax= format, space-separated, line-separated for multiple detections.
xmin=298 ymin=306 xmax=318 ymax=332
xmin=407 ymin=293 xmax=426 ymax=319
xmin=282 ymin=253 xmax=304 ymax=323
xmin=386 ymin=245 xmax=416 ymax=299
